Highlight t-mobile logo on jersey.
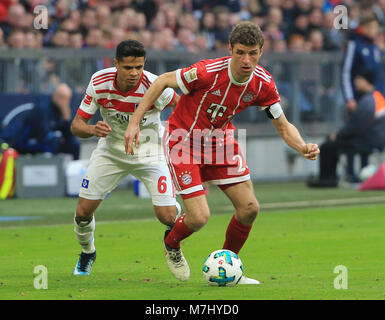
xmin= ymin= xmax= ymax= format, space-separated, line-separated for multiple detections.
xmin=207 ymin=103 xmax=228 ymax=124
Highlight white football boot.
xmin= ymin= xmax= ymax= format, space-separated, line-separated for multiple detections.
xmin=238 ymin=275 xmax=260 ymax=284
xmin=163 ymin=230 xmax=190 ymax=281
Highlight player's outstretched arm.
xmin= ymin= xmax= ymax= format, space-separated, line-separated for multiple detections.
xmin=71 ymin=114 xmax=111 ymax=138
xmin=124 ymin=71 xmax=179 ymax=155
xmin=271 ymin=112 xmax=320 ymax=160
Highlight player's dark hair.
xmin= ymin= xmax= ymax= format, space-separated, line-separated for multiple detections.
xmin=229 ymin=21 xmax=264 ymax=49
xmin=115 ymin=40 xmax=146 ymax=61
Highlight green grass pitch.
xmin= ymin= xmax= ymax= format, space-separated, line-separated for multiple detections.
xmin=0 ymin=182 xmax=384 ymax=300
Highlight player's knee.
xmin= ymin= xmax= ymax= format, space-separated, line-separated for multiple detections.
xmin=238 ymin=200 xmax=259 ymax=224
xmin=188 ymin=210 xmax=210 ymax=231
xmin=155 ymin=207 xmax=176 ymax=226
xmin=76 ymin=204 xmax=94 ymax=221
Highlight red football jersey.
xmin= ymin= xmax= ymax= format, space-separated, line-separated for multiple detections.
xmin=167 ymin=56 xmax=280 ymax=137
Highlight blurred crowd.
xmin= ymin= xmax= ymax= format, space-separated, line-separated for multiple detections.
xmin=1 ymin=0 xmax=385 ymax=54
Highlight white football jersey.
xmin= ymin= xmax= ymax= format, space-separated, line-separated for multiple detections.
xmin=77 ymin=67 xmax=176 ymax=162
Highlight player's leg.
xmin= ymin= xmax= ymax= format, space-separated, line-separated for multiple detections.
xmin=131 ymin=162 xmax=180 ymax=227
xmin=153 ymin=201 xmax=182 ymax=229
xmin=202 ymin=139 xmax=260 ymax=284
xmin=220 ymin=180 xmax=261 ymax=285
xmin=72 ymin=198 xmax=99 ymax=275
xmin=162 ymin=195 xmax=210 ymax=281
xmin=220 ymin=179 xmax=259 ymax=254
xmin=73 ymin=147 xmax=129 ymax=275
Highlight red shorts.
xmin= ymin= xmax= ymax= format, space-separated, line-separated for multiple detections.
xmin=163 ymin=131 xmax=250 ymax=199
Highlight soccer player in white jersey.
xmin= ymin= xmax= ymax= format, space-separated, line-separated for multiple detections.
xmin=124 ymin=22 xmax=320 ymax=284
xmin=70 ymin=40 xmax=180 ymax=275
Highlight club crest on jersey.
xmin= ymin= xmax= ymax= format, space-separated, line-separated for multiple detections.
xmin=81 ymin=178 xmax=89 ymax=189
xmin=179 ymin=171 xmax=192 ymax=185
xmin=243 ymin=92 xmax=254 ymax=103
xmin=184 ymin=68 xmax=198 ymax=83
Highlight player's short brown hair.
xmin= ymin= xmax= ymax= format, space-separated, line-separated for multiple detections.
xmin=229 ymin=21 xmax=264 ymax=49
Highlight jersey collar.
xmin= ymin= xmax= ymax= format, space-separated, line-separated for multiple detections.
xmin=227 ymin=58 xmax=253 ymax=86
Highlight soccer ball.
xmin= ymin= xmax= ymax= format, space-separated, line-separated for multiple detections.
xmin=359 ymin=164 xmax=377 ymax=181
xmin=202 ymin=249 xmax=243 ymax=287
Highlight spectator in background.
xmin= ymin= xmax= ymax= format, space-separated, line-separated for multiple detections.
xmin=138 ymin=29 xmax=153 ymax=48
xmin=174 ymin=27 xmax=195 ymax=52
xmin=0 ymin=3 xmax=26 ymax=40
xmin=322 ymin=11 xmax=346 ymax=51
xmin=341 ymin=13 xmax=385 ymax=183
xmin=69 ymin=30 xmax=84 ymax=49
xmin=195 ymin=33 xmax=209 ymax=51
xmin=40 ymin=59 xmax=61 ymax=93
xmin=61 ymin=18 xmax=79 ymax=32
xmin=308 ymin=71 xmax=385 ymax=187
xmin=0 ymin=83 xmax=80 ymax=160
xmin=79 ymin=7 xmax=97 ymax=37
xmin=200 ymin=11 xmax=216 ymax=50
xmin=180 ymin=12 xmax=200 ymax=36
xmin=7 ymin=29 xmax=25 ymax=49
xmin=161 ymin=28 xmax=176 ymax=51
xmin=84 ymin=28 xmax=104 ymax=48
xmin=308 ymin=7 xmax=323 ymax=31
xmin=272 ymin=38 xmax=287 ymax=52
xmin=342 ymin=14 xmax=384 ymax=112
xmin=213 ymin=6 xmax=232 ymax=46
xmin=163 ymin=3 xmax=179 ymax=34
xmin=307 ymin=29 xmax=324 ymax=51
xmin=288 ymin=33 xmax=308 ymax=52
xmin=266 ymin=6 xmax=284 ymax=32
xmin=50 ymin=28 xmax=70 ymax=47
xmin=96 ymin=4 xmax=112 ymax=30
xmin=289 ymin=14 xmax=310 ymax=38
xmin=0 ymin=27 xmax=5 ymax=49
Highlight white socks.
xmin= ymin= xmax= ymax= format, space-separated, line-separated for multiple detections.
xmin=74 ymin=215 xmax=96 ymax=254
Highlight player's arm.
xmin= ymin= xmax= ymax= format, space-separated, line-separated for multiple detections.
xmin=124 ymin=71 xmax=179 ymax=155
xmin=272 ymin=112 xmax=319 ymax=160
xmin=169 ymin=93 xmax=180 ymax=111
xmin=71 ymin=113 xmax=111 ymax=138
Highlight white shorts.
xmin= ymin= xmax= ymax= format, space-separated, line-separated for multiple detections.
xmin=79 ymin=141 xmax=176 ymax=206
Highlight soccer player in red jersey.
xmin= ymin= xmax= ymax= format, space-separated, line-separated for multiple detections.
xmin=70 ymin=40 xmax=181 ymax=275
xmin=124 ymin=22 xmax=320 ymax=283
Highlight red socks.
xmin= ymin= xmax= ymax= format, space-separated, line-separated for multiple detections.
xmin=165 ymin=214 xmax=252 ymax=254
xmin=223 ymin=215 xmax=252 ymax=254
xmin=165 ymin=215 xmax=194 ymax=249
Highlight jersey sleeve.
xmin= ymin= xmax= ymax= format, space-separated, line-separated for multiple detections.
xmin=77 ymin=79 xmax=99 ymax=119
xmin=255 ymin=76 xmax=282 ymax=119
xmin=154 ymin=87 xmax=176 ymax=111
xmin=175 ymin=61 xmax=207 ymax=95
xmin=256 ymin=76 xmax=280 ymax=107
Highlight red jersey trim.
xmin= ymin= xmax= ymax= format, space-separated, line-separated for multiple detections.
xmin=77 ymin=108 xmax=93 ymax=119
xmin=95 ymin=89 xmax=144 ymax=97
xmin=93 ymin=77 xmax=115 ymax=86
xmin=97 ymin=98 xmax=155 ymax=113
xmin=93 ymin=71 xmax=116 ymax=81
xmin=112 ymin=72 xmax=144 ymax=97
xmin=163 ymin=91 xmax=177 ymax=110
